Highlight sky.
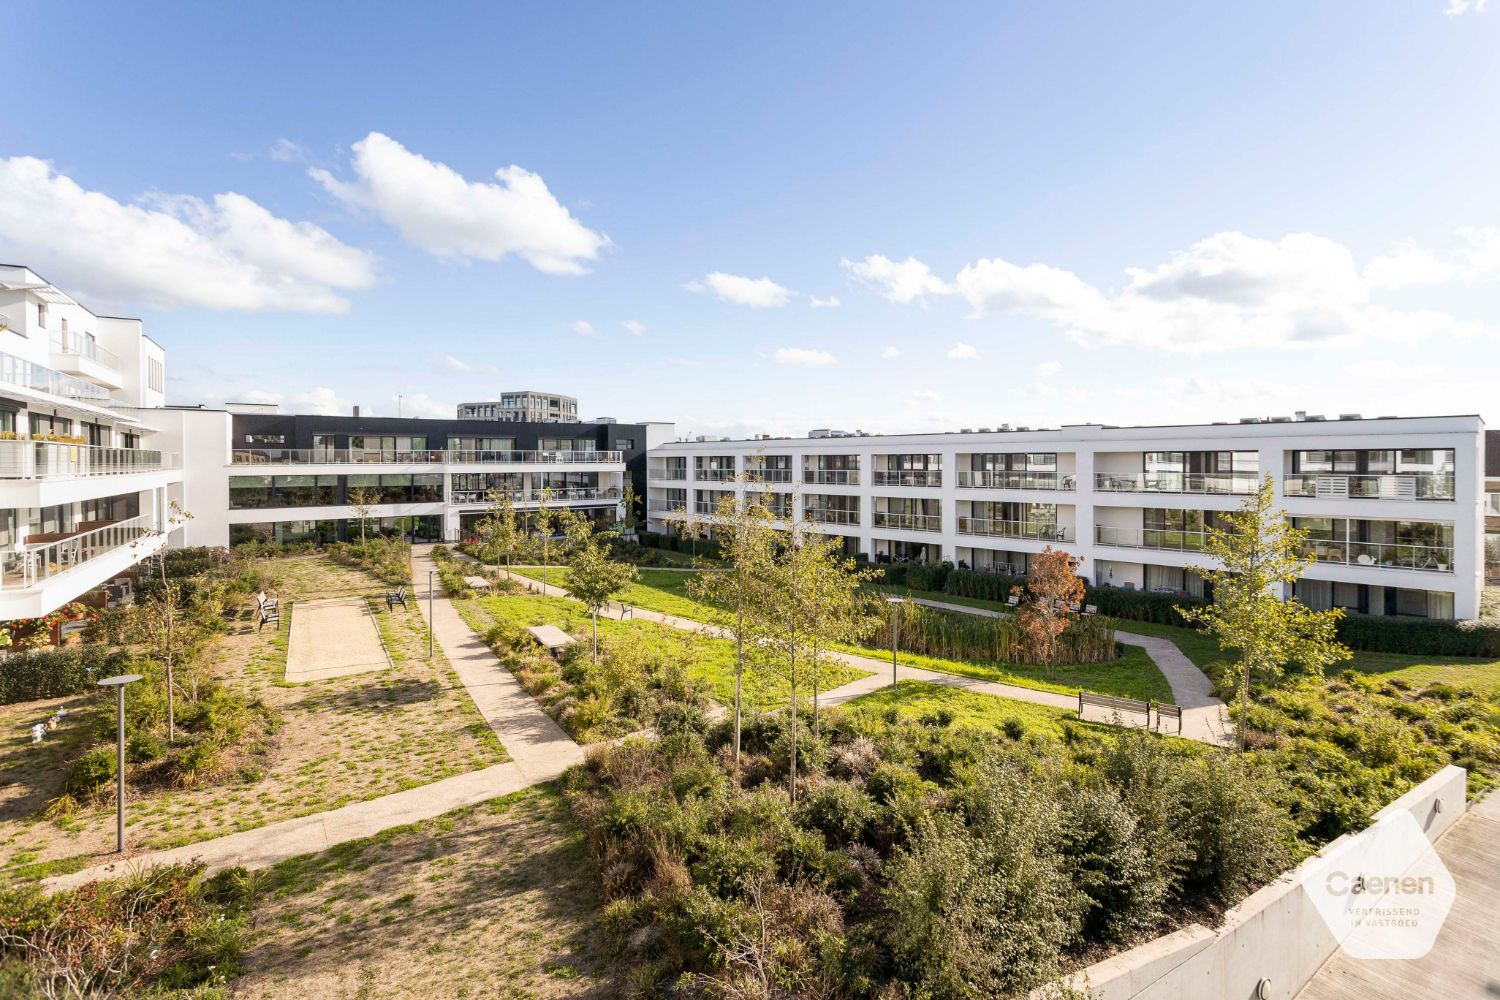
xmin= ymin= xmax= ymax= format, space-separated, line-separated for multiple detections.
xmin=2 ymin=1 xmax=1498 ymax=438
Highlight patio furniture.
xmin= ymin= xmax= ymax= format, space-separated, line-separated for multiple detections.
xmin=386 ymin=585 xmax=408 ymax=610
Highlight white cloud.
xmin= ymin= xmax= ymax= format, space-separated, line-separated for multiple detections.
xmin=0 ymin=155 xmax=377 ymax=313
xmin=1024 ymin=381 xmax=1059 ymax=396
xmin=1161 ymin=375 xmax=1282 ymax=404
xmin=282 ymin=387 xmax=351 ymax=415
xmin=909 ymin=389 xmax=940 ymax=402
xmin=947 ymin=342 xmax=979 ymax=359
xmin=841 ymin=254 xmax=952 ymax=304
xmin=1344 ymin=359 xmax=1443 ymax=380
xmin=880 ymin=345 xmax=901 ymax=360
xmin=954 ymin=231 xmax=1487 ymax=352
xmin=572 ymin=319 xmax=597 ymax=336
xmin=1036 ymin=360 xmax=1063 ymax=375
xmin=1366 ymin=227 xmax=1500 ymax=287
xmin=269 ymin=138 xmax=309 ymax=163
xmin=1445 ymin=0 xmax=1487 ymax=14
xmin=439 ymin=353 xmax=472 ymax=372
xmin=809 ymin=295 xmax=841 ymax=309
xmin=310 ymin=132 xmax=608 ymax=275
xmin=686 ymin=271 xmax=793 ymax=308
xmin=771 ymin=347 xmax=836 ymax=366
xmin=435 ymin=353 xmax=500 ymax=375
xmin=623 ymin=319 xmax=646 ymax=336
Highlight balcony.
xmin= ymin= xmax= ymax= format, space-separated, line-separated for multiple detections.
xmin=874 ymin=511 xmax=941 ymax=532
xmin=650 ymin=468 xmax=688 ymax=480
xmin=1094 ymin=525 xmax=1213 ymax=551
xmin=746 ymin=468 xmax=794 ymax=483
xmin=872 ymin=470 xmax=942 ymax=488
xmin=648 ymin=502 xmax=686 ymax=516
xmin=0 ymin=351 xmax=112 ymax=403
xmin=958 ymin=470 xmax=1076 ymax=491
xmin=230 ymin=449 xmax=622 ymax=465
xmin=0 ymin=515 xmax=155 ymax=591
xmin=449 ymin=487 xmax=620 ymax=505
xmin=805 ymin=507 xmax=861 ymax=526
xmin=1300 ymin=537 xmax=1454 ymax=573
xmin=0 ymin=440 xmax=170 ymax=480
xmin=804 ymin=470 xmax=859 ymax=485
xmin=1093 ymin=471 xmax=1258 ymax=495
xmin=695 ymin=468 xmax=736 ymax=482
xmin=1283 ymin=473 xmax=1455 ymax=501
xmin=50 ymin=334 xmax=124 ymax=389
xmin=957 ymin=517 xmax=1070 ymax=542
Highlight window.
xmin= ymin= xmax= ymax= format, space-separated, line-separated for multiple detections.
xmin=36 ymin=303 xmax=46 ymax=329
xmin=616 ymin=438 xmax=635 ymax=451
xmin=147 ymin=357 xmax=164 ymax=392
xmin=246 ymin=433 xmax=287 ymax=445
xmin=60 ymin=317 xmax=69 ymax=336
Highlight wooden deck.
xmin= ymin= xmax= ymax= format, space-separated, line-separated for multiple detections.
xmin=1297 ymin=792 xmax=1500 ymax=999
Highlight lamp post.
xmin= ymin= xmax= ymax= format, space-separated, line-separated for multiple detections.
xmin=96 ymin=673 xmax=142 ymax=853
xmin=427 ymin=569 xmax=435 ymax=659
xmin=885 ymin=596 xmax=903 ymax=687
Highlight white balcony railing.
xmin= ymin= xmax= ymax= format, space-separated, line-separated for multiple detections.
xmin=1094 ymin=525 xmax=1214 ymax=551
xmin=958 ymin=470 xmax=1076 ymax=491
xmin=230 ymin=449 xmax=622 ymax=465
xmin=650 ymin=468 xmax=688 ymax=480
xmin=0 ymin=440 xmax=171 ymax=479
xmin=1283 ymin=473 xmax=1455 ymax=501
xmin=695 ymin=468 xmax=736 ymax=482
xmin=745 ymin=468 xmax=794 ymax=483
xmin=648 ymin=502 xmax=686 ymax=516
xmin=805 ymin=507 xmax=861 ymax=526
xmin=448 ymin=488 xmax=619 ymax=505
xmin=957 ymin=517 xmax=1070 ymax=542
xmin=804 ymin=470 xmax=860 ymax=485
xmin=51 ymin=333 xmax=122 ymax=371
xmin=874 ymin=511 xmax=942 ymax=532
xmin=0 ymin=515 xmax=155 ymax=590
xmin=1300 ymin=537 xmax=1455 ymax=573
xmin=1093 ymin=471 xmax=1259 ymax=495
xmin=872 ymin=470 xmax=942 ymax=487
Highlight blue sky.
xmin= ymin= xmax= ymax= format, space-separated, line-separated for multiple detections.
xmin=3 ymin=1 xmax=1497 ymax=436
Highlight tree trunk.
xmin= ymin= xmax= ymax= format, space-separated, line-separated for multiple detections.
xmin=812 ymin=640 xmax=820 ymax=740
xmin=734 ymin=602 xmax=743 ymax=771
xmin=788 ymin=645 xmax=797 ymax=805
xmin=161 ymin=556 xmax=175 ymax=742
xmin=592 ymin=610 xmax=599 ymax=664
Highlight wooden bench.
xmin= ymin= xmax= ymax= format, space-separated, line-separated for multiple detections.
xmin=1154 ymin=701 xmax=1183 ymax=735
xmin=386 ymin=585 xmax=408 ymax=610
xmin=1078 ymin=691 xmax=1151 ymax=728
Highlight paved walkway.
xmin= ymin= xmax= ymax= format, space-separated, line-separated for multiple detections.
xmin=45 ymin=549 xmax=584 ymax=894
xmin=498 ymin=566 xmax=1234 ymax=744
xmin=285 ymin=596 xmax=390 ymax=682
xmin=1297 ymin=792 xmax=1500 ymax=999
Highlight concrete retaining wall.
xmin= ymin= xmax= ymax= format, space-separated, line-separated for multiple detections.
xmin=1055 ymin=765 xmax=1468 ymax=1000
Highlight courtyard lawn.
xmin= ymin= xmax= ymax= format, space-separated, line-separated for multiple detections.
xmin=460 ymin=590 xmax=865 ymax=715
xmin=512 ymin=567 xmax=1174 ymax=703
xmin=0 ymin=554 xmax=508 ymax=883
xmin=842 ymin=680 xmax=1086 ymax=740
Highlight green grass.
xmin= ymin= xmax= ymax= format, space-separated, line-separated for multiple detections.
xmin=515 ymin=567 xmax=1173 ymax=702
xmin=465 ymin=591 xmax=865 ymax=711
xmin=842 ymin=680 xmax=1085 ymax=740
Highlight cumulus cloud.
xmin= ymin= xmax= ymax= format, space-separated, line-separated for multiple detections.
xmin=436 ymin=353 xmax=499 ymax=375
xmin=841 ymin=254 xmax=952 ymax=304
xmin=623 ymin=319 xmax=646 ymax=336
xmin=686 ymin=271 xmax=793 ymax=308
xmin=391 ymin=391 xmax=452 ymax=419
xmin=269 ymin=138 xmax=309 ymax=163
xmin=0 ymin=155 xmax=377 ymax=313
xmin=310 ymin=132 xmax=608 ymax=275
xmin=954 ymin=231 xmax=1487 ymax=352
xmin=1344 ymin=359 xmax=1443 ymax=380
xmin=809 ymin=295 xmax=841 ymax=309
xmin=771 ymin=347 xmax=836 ymax=366
xmin=1365 ymin=227 xmax=1500 ymax=287
xmin=880 ymin=346 xmax=901 ymax=360
xmin=572 ymin=319 xmax=597 ymax=336
xmin=947 ymin=342 xmax=979 ymax=359
xmin=1445 ymin=0 xmax=1487 ymax=13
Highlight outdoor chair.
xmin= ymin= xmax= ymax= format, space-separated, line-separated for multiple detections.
xmin=386 ymin=584 xmax=408 ymax=610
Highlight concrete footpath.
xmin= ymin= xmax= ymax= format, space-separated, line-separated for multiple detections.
xmin=45 ymin=549 xmax=584 ymax=893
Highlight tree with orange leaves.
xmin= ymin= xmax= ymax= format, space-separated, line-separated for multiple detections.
xmin=1012 ymin=547 xmax=1085 ymax=670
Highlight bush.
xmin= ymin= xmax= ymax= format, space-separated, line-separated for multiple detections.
xmin=943 ymin=568 xmax=1210 ymax=627
xmin=1335 ymin=613 xmax=1500 ymax=657
xmin=326 ymin=537 xmax=412 ymax=586
xmin=0 ymin=645 xmax=129 ymax=705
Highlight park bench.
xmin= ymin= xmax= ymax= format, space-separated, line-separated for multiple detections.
xmin=1006 ymin=594 xmax=1020 ymax=608
xmin=526 ymin=624 xmax=575 ymax=661
xmin=386 ymin=585 xmax=408 ymax=610
xmin=1077 ymin=691 xmax=1151 ymax=728
xmin=1154 ymin=701 xmax=1183 ymax=735
xmin=464 ymin=575 xmax=491 ymax=592
xmin=1083 ymin=604 xmax=1098 ymax=615
xmin=258 ymin=605 xmax=281 ymax=632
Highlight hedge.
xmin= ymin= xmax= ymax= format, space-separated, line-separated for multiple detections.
xmin=1336 ymin=613 xmax=1500 ymax=658
xmin=942 ymin=568 xmax=1209 ymax=627
xmin=0 ymin=646 xmax=128 ymax=705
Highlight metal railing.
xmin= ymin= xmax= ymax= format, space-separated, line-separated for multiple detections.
xmin=745 ymin=468 xmax=794 ymax=483
xmin=694 ymin=468 xmax=737 ymax=482
xmin=1093 ymin=471 xmax=1259 ymax=495
xmin=449 ymin=488 xmax=619 ymax=505
xmin=805 ymin=507 xmax=861 ymax=526
xmin=230 ymin=448 xmax=622 ymax=465
xmin=1283 ymin=473 xmax=1455 ymax=501
xmin=1299 ymin=537 xmax=1455 ymax=573
xmin=957 ymin=517 xmax=1070 ymax=541
xmin=51 ymin=333 xmax=122 ymax=370
xmin=1094 ymin=525 xmax=1215 ymax=551
xmin=804 ymin=470 xmax=860 ymax=485
xmin=872 ymin=470 xmax=942 ymax=487
xmin=0 ymin=515 xmax=156 ymax=590
xmin=650 ymin=468 xmax=688 ymax=480
xmin=0 ymin=440 xmax=170 ymax=479
xmin=648 ymin=502 xmax=686 ymax=515
xmin=0 ymin=351 xmax=112 ymax=402
xmin=873 ymin=511 xmax=942 ymax=532
xmin=958 ymin=470 xmax=1076 ymax=491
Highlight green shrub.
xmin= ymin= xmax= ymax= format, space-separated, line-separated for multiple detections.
xmin=1335 ymin=613 xmax=1500 ymax=657
xmin=943 ymin=568 xmax=1210 ymax=627
xmin=799 ymin=780 xmax=876 ymax=846
xmin=0 ymin=645 xmax=128 ymax=704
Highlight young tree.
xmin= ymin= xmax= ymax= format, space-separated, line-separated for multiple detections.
xmin=1013 ymin=547 xmax=1085 ymax=672
xmin=562 ymin=517 xmax=639 ymax=662
xmin=476 ymin=486 xmax=520 ymax=570
xmin=803 ymin=539 xmax=879 ymax=739
xmin=1177 ymin=474 xmax=1351 ymax=750
xmin=533 ymin=486 xmax=556 ymax=580
xmin=346 ymin=486 xmax=378 ymax=543
xmin=689 ymin=484 xmax=779 ymax=769
xmin=618 ymin=482 xmax=640 ymax=536
xmin=130 ymin=501 xmax=194 ymax=741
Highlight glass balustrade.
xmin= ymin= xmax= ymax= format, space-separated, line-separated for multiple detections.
xmin=0 ymin=440 xmax=169 ymax=478
xmin=0 ymin=515 xmax=156 ymax=590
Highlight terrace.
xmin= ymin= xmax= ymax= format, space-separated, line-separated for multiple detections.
xmin=957 ymin=517 xmax=1070 ymax=542
xmin=1283 ymin=472 xmax=1455 ymax=501
xmin=0 ymin=513 xmax=156 ymax=591
xmin=0 ymin=440 xmax=172 ymax=479
xmin=230 ymin=448 xmax=622 ymax=465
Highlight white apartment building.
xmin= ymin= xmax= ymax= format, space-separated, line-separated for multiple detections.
xmin=456 ymin=391 xmax=579 ymax=423
xmin=646 ymin=416 xmax=1485 ymax=620
xmin=0 ymin=266 xmax=183 ymax=619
